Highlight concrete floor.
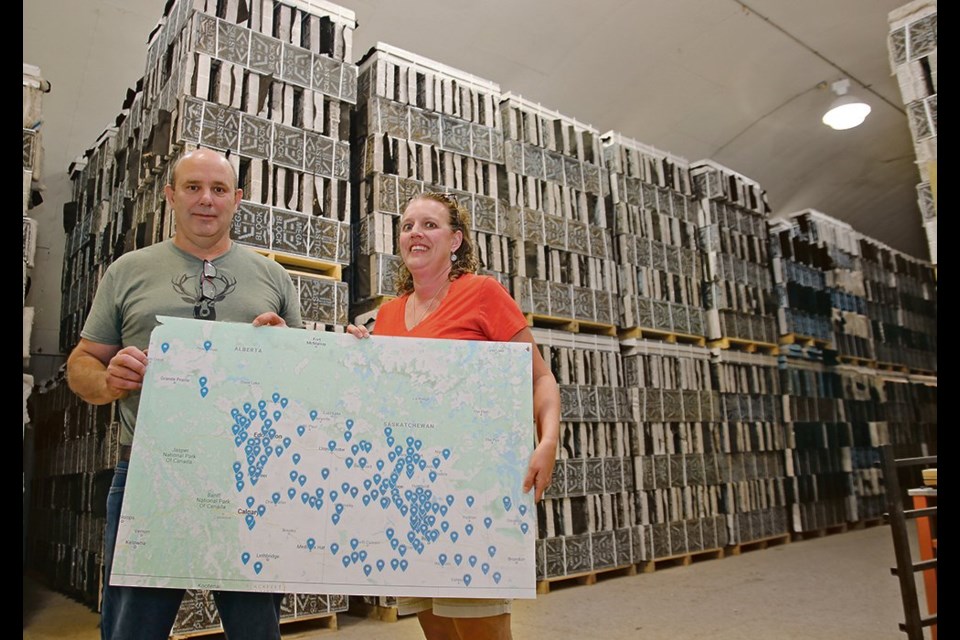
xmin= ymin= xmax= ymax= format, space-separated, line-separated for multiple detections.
xmin=23 ymin=524 xmax=933 ymax=640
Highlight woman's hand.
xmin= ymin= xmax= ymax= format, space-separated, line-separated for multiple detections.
xmin=523 ymin=440 xmax=557 ymax=503
xmin=346 ymin=324 xmax=371 ymax=339
xmin=252 ymin=312 xmax=287 ymax=327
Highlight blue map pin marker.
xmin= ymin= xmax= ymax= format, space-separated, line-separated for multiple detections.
xmin=400 ymin=505 xmax=408 ymax=516
xmin=341 ymin=482 xmax=350 ymax=493
xmin=259 ymin=410 xmax=267 ymax=420
xmin=446 ymin=495 xmax=455 ymax=506
xmin=350 ymin=551 xmax=359 ymax=563
xmin=328 ymin=441 xmax=337 ymax=451
xmin=493 ymin=572 xmax=502 ymax=584
xmin=376 ymin=559 xmax=385 ymax=571
xmin=257 ymin=505 xmax=266 ymax=516
xmin=204 ymin=341 xmax=212 ymax=351
xmin=345 ymin=459 xmax=354 ymax=469
xmin=390 ymin=538 xmax=399 ymax=550
xmin=298 ymin=475 xmax=307 ymax=487
xmin=301 ymin=493 xmax=309 ymax=504
xmin=264 ymin=420 xmax=273 ymax=430
xmin=351 ymin=444 xmax=359 ymax=455
xmin=400 ymin=559 xmax=409 ymax=571
xmin=332 ymin=514 xmax=340 ymax=525
xmin=297 ymin=426 xmax=306 ymax=436
xmin=376 ymin=460 xmax=384 ymax=471
xmin=363 ymin=564 xmax=372 ymax=577
xmin=432 ymin=458 xmax=441 ymax=469
xmin=414 ymin=439 xmax=422 ymax=450
xmin=199 ymin=377 xmax=208 ymax=386
xmin=321 ymin=468 xmax=330 ymax=480
xmin=200 ymin=388 xmax=209 ymax=398
xmin=253 ymin=561 xmax=262 ymax=574
xmin=519 ymin=505 xmax=527 ymax=516
xmin=357 ymin=458 xmax=366 ymax=469
xmin=350 ymin=538 xmax=359 ymax=550
xmin=483 ymin=517 xmax=493 ymax=529
xmin=243 ymin=402 xmax=252 ymax=413
xmin=241 ymin=552 xmax=250 ymax=565
xmin=390 ymin=558 xmax=399 ymax=570
xmin=481 ymin=562 xmax=490 ymax=575
xmin=502 ymin=496 xmax=512 ymax=511
xmin=398 ymin=546 xmax=407 ymax=557
xmin=310 ymin=410 xmax=318 ymax=420
xmin=275 ymin=447 xmax=283 ymax=457
xmin=451 ymin=531 xmax=459 ymax=543
xmin=161 ymin=342 xmax=170 ymax=353
xmin=341 ymin=556 xmax=350 ymax=568
xmin=381 ymin=498 xmax=390 ymax=509
xmin=428 ymin=471 xmax=437 ymax=482
xmin=388 ymin=452 xmax=396 ymax=463
xmin=272 ymin=392 xmax=280 ymax=403
xmin=344 ymin=431 xmax=353 ymax=442
xmin=236 ymin=481 xmax=245 ymax=491
xmin=273 ymin=411 xmax=281 ymax=421
xmin=465 ymin=524 xmax=474 ymax=536
xmin=430 ymin=530 xmax=439 ymax=542
xmin=405 ymin=466 xmax=415 ymax=479
xmin=315 ymin=488 xmax=324 ymax=498
xmin=488 ymin=545 xmax=497 ymax=557
xmin=232 ymin=424 xmax=241 ymax=435
xmin=439 ymin=554 xmax=447 ymax=566
xmin=330 ymin=543 xmax=340 ymax=555
xmin=288 ymin=488 xmax=296 ymax=499
xmin=350 ymin=487 xmax=359 ymax=498
xmin=442 ymin=448 xmax=451 ymax=460
xmin=245 ymin=515 xmax=255 ymax=530
xmin=306 ymin=538 xmax=315 ymax=550
xmin=384 ymin=426 xmax=392 ymax=436
xmin=418 ymin=460 xmax=427 ymax=471
xmin=441 ymin=521 xmax=449 ymax=532
xmin=387 ymin=437 xmax=395 ymax=447
xmin=359 ymin=550 xmax=368 ymax=561
xmin=330 ymin=490 xmax=338 ymax=502
xmin=407 ymin=531 xmax=416 ymax=543
xmin=362 ymin=495 xmax=370 ymax=506
xmin=466 ymin=496 xmax=475 ymax=507
xmin=308 ymin=497 xmax=317 ymax=508
xmin=520 ymin=522 xmax=529 ymax=534
xmin=363 ymin=479 xmax=372 ymax=490
xmin=258 ymin=400 xmax=267 ymax=410
xmin=469 ymin=555 xmax=477 ymax=567
xmin=246 ymin=496 xmax=255 ymax=507
xmin=405 ymin=437 xmax=414 ymax=446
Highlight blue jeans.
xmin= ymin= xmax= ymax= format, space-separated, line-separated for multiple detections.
xmin=102 ymin=462 xmax=283 ymax=640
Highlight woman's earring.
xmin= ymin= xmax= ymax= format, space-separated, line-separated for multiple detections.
xmin=451 ymin=251 xmax=457 ymax=262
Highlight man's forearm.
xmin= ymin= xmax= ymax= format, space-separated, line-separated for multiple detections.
xmin=67 ymin=352 xmax=123 ymax=405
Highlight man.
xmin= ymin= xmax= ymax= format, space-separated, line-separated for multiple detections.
xmin=67 ymin=147 xmax=302 ymax=640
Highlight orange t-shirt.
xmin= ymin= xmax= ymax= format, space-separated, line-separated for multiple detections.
xmin=374 ymin=273 xmax=527 ymax=342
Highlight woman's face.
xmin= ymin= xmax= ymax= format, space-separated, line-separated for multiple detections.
xmin=399 ymin=198 xmax=463 ymax=277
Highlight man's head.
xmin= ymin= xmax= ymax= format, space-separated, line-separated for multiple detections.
xmin=165 ymin=148 xmax=242 ymax=258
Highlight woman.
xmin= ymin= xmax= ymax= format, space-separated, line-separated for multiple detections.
xmin=348 ymin=192 xmax=560 ymax=640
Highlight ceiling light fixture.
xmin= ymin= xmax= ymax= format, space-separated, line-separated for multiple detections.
xmin=822 ymin=79 xmax=871 ymax=130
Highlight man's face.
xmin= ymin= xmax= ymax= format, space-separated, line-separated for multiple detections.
xmin=165 ymin=149 xmax=242 ymax=253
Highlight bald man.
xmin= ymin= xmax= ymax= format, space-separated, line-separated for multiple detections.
xmin=67 ymin=148 xmax=302 ymax=640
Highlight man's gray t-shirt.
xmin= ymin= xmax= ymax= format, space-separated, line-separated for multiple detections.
xmin=80 ymin=240 xmax=303 ymax=445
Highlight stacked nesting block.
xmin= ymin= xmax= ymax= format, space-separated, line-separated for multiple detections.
xmin=534 ymin=329 xmax=638 ymax=580
xmin=888 ymin=0 xmax=937 ymax=265
xmin=351 ymin=43 xmax=508 ymax=312
xmin=500 ymin=94 xmax=617 ymax=330
xmin=691 ymin=161 xmax=776 ymax=348
xmin=710 ymin=350 xmax=789 ymax=544
xmin=602 ymin=133 xmax=704 ymax=340
xmin=23 ymin=63 xmax=49 ymax=434
xmin=137 ymin=0 xmax=358 ymax=328
xmin=768 ymin=218 xmax=833 ymax=347
xmin=27 ymin=372 xmax=121 ymax=605
xmin=779 ymin=358 xmax=855 ymax=531
xmin=858 ymin=238 xmax=937 ymax=373
xmin=624 ymin=340 xmax=729 ymax=561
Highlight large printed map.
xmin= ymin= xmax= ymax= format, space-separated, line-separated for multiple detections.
xmin=111 ymin=316 xmax=536 ymax=598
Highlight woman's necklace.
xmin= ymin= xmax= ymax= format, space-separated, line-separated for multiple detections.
xmin=410 ymin=280 xmax=450 ymax=327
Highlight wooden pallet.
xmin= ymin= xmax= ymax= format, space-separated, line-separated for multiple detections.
xmin=637 ymin=546 xmax=725 ymax=573
xmin=791 ymin=523 xmax=849 ymax=542
xmin=525 ymin=313 xmax=618 ymax=337
xmin=618 ymin=325 xmax=707 ymax=347
xmin=251 ymin=247 xmax=343 ymax=280
xmin=536 ymin=562 xmax=637 ymax=594
xmin=779 ymin=333 xmax=832 ymax=349
xmin=876 ymin=361 xmax=910 ymax=374
xmin=347 ymin=598 xmax=407 ymax=623
xmin=170 ymin=612 xmax=337 ymax=639
xmin=727 ymin=533 xmax=791 ymax=555
xmin=835 ymin=354 xmax=877 ymax=368
xmin=708 ymin=337 xmax=779 ymax=355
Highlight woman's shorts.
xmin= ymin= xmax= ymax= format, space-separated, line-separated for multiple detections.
xmin=397 ymin=597 xmax=512 ymax=618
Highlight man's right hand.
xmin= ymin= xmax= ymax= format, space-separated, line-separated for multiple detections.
xmin=105 ymin=346 xmax=149 ymax=397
